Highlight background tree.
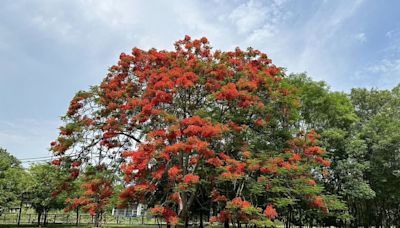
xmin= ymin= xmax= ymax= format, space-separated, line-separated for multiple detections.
xmin=286 ymin=74 xmax=400 ymax=226
xmin=349 ymin=85 xmax=400 ymax=227
xmin=28 ymin=163 xmax=67 ymax=226
xmin=63 ymin=175 xmax=85 ymax=226
xmin=75 ymin=165 xmax=113 ymax=227
xmin=0 ymin=148 xmax=31 ymax=215
xmin=286 ymin=74 xmax=372 ymax=226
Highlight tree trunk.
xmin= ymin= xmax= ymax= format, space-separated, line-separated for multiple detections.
xmin=76 ymin=207 xmax=79 ymax=226
xmin=224 ymin=219 xmax=230 ymax=228
xmin=94 ymin=212 xmax=101 ymax=227
xmin=285 ymin=208 xmax=290 ymax=228
xmin=43 ymin=209 xmax=48 ymax=226
xmin=199 ymin=212 xmax=204 ymax=228
xmin=37 ymin=212 xmax=41 ymax=226
xmin=184 ymin=216 xmax=189 ymax=228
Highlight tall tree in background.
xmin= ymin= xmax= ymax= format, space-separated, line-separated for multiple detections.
xmin=287 ymin=74 xmax=379 ymax=226
xmin=65 ymin=165 xmax=113 ymax=227
xmin=29 ymin=163 xmax=67 ymax=226
xmin=349 ymin=86 xmax=400 ymax=227
xmin=0 ymin=148 xmax=31 ymax=215
xmin=50 ymin=36 xmax=346 ymax=227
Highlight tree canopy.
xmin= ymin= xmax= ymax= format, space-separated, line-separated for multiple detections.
xmin=0 ymin=148 xmax=31 ymax=214
xmin=50 ymin=36 xmax=345 ymax=227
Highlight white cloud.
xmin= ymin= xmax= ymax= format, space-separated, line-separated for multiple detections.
xmin=278 ymin=0 xmax=364 ymax=89
xmin=352 ymin=56 xmax=400 ymax=89
xmin=228 ymin=0 xmax=268 ymax=34
xmin=385 ymin=29 xmax=400 ymax=39
xmin=354 ymin=32 xmax=367 ymax=43
xmin=366 ymin=58 xmax=400 ymax=74
xmin=226 ymin=0 xmax=288 ymax=38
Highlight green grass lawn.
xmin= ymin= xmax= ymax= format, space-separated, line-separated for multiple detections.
xmin=0 ymin=225 xmax=160 ymax=228
xmin=0 ymin=212 xmax=162 ymax=228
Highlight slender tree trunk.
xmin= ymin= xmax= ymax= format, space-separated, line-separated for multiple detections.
xmin=37 ymin=212 xmax=41 ymax=226
xmin=184 ymin=215 xmax=189 ymax=228
xmin=43 ymin=209 xmax=48 ymax=226
xmin=224 ymin=219 xmax=229 ymax=228
xmin=156 ymin=217 xmax=161 ymax=228
xmin=76 ymin=207 xmax=79 ymax=226
xmin=94 ymin=212 xmax=100 ymax=227
xmin=285 ymin=208 xmax=291 ymax=228
xmin=299 ymin=209 xmax=303 ymax=228
xmin=199 ymin=211 xmax=204 ymax=228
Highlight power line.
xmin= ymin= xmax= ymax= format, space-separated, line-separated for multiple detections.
xmin=19 ymin=153 xmax=81 ymax=161
xmin=19 ymin=156 xmax=54 ymax=161
xmin=21 ymin=159 xmax=52 ymax=163
xmin=18 ymin=153 xmax=103 ymax=163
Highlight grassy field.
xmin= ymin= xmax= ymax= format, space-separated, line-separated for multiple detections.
xmin=0 ymin=225 xmax=160 ymax=228
xmin=0 ymin=213 xmax=162 ymax=227
xmin=0 ymin=213 xmax=209 ymax=228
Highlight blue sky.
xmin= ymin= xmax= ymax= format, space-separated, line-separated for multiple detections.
xmin=1 ymin=0 xmax=400 ymax=162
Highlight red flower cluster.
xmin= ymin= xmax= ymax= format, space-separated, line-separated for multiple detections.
xmin=312 ymin=196 xmax=325 ymax=209
xmin=211 ymin=190 xmax=228 ymax=202
xmin=264 ymin=204 xmax=278 ymax=220
xmin=168 ymin=166 xmax=181 ymax=178
xmin=228 ymin=197 xmax=252 ymax=209
xmin=150 ymin=206 xmax=179 ymax=225
xmin=216 ymin=83 xmax=240 ymax=100
xmin=51 ymin=159 xmax=61 ymax=166
xmin=183 ymin=174 xmax=200 ymax=184
xmin=289 ymin=153 xmax=301 ymax=162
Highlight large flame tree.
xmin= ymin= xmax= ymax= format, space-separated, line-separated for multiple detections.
xmin=51 ymin=36 xmax=344 ymax=227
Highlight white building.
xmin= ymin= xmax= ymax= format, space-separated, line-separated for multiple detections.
xmin=111 ymin=204 xmax=143 ymax=217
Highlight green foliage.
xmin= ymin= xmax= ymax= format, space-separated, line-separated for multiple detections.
xmin=0 ymin=148 xmax=31 ymax=212
xmin=272 ymin=197 xmax=296 ymax=207
xmin=286 ymin=73 xmax=358 ymax=131
xmin=335 ymin=138 xmax=375 ymax=199
xmin=287 ymin=75 xmax=400 ymax=226
xmin=0 ymin=148 xmax=20 ymax=171
xmin=286 ymin=73 xmax=369 ymax=226
xmin=349 ymin=85 xmax=400 ymax=226
xmin=28 ymin=164 xmax=68 ymax=215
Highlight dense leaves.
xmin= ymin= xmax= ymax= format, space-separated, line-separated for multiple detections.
xmin=286 ymin=74 xmax=400 ymax=226
xmin=28 ymin=163 xmax=69 ymax=225
xmin=349 ymin=86 xmax=400 ymax=226
xmin=0 ymin=148 xmax=31 ymax=214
